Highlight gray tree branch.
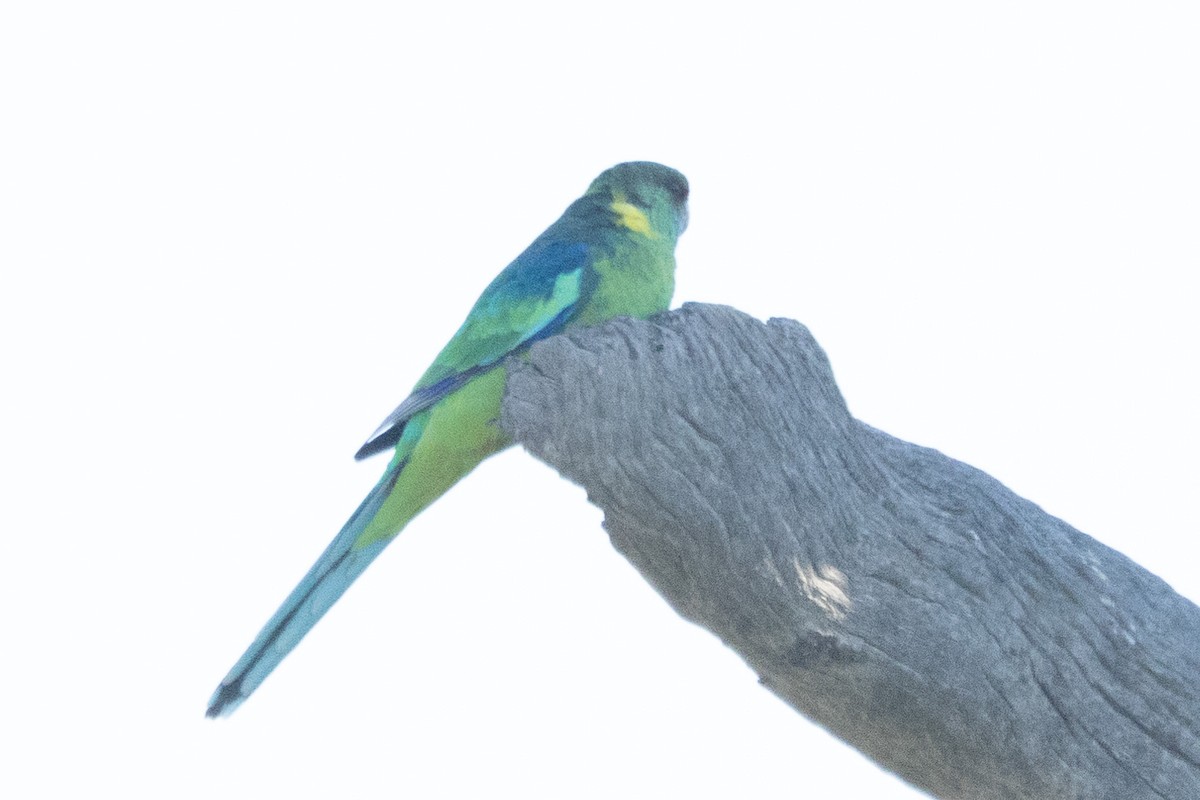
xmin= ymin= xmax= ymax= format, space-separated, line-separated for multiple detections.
xmin=499 ymin=303 xmax=1200 ymax=800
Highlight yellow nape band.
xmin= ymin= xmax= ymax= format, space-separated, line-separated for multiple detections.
xmin=610 ymin=200 xmax=656 ymax=238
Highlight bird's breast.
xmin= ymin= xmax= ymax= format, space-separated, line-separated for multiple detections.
xmin=577 ymin=247 xmax=676 ymax=325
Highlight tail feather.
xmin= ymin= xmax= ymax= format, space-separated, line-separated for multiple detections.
xmin=206 ymin=465 xmax=402 ymax=718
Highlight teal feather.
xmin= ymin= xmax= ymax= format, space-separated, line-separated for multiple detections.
xmin=207 ymin=162 xmax=688 ymax=717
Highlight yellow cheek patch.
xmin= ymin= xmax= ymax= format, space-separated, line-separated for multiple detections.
xmin=610 ymin=200 xmax=657 ymax=238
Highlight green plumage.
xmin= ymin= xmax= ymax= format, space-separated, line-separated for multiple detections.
xmin=207 ymin=162 xmax=689 ymax=717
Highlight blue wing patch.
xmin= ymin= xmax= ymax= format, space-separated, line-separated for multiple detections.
xmin=354 ymin=239 xmax=591 ymax=460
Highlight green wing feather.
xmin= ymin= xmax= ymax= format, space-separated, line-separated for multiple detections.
xmin=207 ymin=162 xmax=689 ymax=718
xmin=355 ymin=239 xmax=591 ymax=459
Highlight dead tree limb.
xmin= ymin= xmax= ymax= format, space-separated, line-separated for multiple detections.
xmin=499 ymin=302 xmax=1200 ymax=800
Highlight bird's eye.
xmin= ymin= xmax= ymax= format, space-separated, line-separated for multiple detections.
xmin=667 ymin=179 xmax=689 ymax=204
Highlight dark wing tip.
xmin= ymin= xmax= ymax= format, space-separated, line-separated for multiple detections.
xmin=354 ymin=426 xmax=403 ymax=461
xmin=353 ymin=372 xmax=481 ymax=461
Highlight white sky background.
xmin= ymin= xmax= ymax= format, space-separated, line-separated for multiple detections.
xmin=2 ymin=2 xmax=1197 ymax=798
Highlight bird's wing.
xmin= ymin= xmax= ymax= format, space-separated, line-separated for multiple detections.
xmin=354 ymin=239 xmax=592 ymax=459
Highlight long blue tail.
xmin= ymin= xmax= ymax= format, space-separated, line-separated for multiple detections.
xmin=206 ymin=465 xmax=401 ymax=717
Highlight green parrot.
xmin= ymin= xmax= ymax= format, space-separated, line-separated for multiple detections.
xmin=207 ymin=161 xmax=689 ymax=717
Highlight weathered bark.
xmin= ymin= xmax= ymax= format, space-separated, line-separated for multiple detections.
xmin=499 ymin=303 xmax=1200 ymax=800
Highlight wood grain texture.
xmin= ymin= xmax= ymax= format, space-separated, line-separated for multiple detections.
xmin=499 ymin=302 xmax=1200 ymax=800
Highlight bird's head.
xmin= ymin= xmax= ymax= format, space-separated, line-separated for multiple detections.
xmin=586 ymin=161 xmax=690 ymax=241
